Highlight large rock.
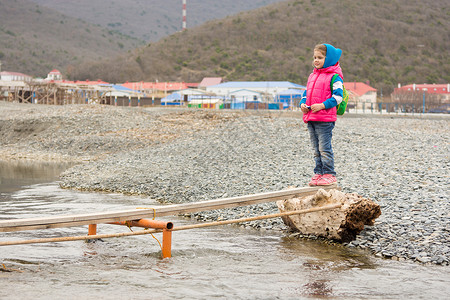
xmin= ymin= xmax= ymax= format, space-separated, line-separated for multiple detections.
xmin=277 ymin=189 xmax=381 ymax=242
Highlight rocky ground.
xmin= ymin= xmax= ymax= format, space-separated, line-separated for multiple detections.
xmin=1 ymin=101 xmax=449 ymax=265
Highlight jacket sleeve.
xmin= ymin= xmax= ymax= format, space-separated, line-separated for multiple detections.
xmin=323 ymin=75 xmax=343 ymax=109
xmin=300 ymin=89 xmax=307 ymax=105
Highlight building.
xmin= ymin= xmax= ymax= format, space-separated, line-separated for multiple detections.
xmin=344 ymin=82 xmax=377 ymax=109
xmin=161 ymin=88 xmax=208 ymax=104
xmin=121 ymin=81 xmax=199 ymax=98
xmin=228 ymin=89 xmax=263 ymax=102
xmin=392 ymin=84 xmax=450 ymax=102
xmin=390 ymin=83 xmax=450 ymax=113
xmin=45 ymin=69 xmax=63 ymax=81
xmin=198 ymin=77 xmax=223 ymax=89
xmin=274 ymin=88 xmax=306 ymax=109
xmin=206 ymin=81 xmax=304 ymax=101
xmin=0 ymin=71 xmax=33 ymax=82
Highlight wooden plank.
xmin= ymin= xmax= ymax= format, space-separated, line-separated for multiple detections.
xmin=0 ymin=185 xmax=337 ymax=232
xmin=0 ymin=204 xmax=342 ymax=246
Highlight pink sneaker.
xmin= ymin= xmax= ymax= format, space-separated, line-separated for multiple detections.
xmin=316 ymin=174 xmax=337 ymax=186
xmin=308 ymin=174 xmax=322 ymax=186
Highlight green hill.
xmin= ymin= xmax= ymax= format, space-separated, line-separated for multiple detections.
xmin=30 ymin=0 xmax=286 ymax=42
xmin=69 ymin=0 xmax=450 ymax=94
xmin=0 ymin=0 xmax=143 ymax=78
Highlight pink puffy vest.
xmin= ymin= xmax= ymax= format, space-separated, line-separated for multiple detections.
xmin=303 ymin=63 xmax=343 ymax=123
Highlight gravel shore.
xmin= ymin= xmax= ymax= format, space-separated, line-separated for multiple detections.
xmin=1 ymin=101 xmax=449 ymax=265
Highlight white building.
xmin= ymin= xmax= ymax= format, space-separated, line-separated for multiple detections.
xmin=206 ymin=81 xmax=305 ymax=100
xmin=228 ymin=89 xmax=263 ymax=102
xmin=0 ymin=71 xmax=33 ymax=82
xmin=45 ymin=69 xmax=63 ymax=81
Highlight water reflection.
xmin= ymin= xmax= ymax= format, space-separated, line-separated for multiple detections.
xmin=0 ymin=160 xmax=74 ymax=193
xmin=281 ymin=235 xmax=376 ymax=267
xmin=277 ymin=235 xmax=377 ymax=298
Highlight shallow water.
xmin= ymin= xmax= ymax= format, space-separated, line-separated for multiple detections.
xmin=0 ymin=161 xmax=449 ymax=299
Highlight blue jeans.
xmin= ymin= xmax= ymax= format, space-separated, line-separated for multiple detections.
xmin=307 ymin=121 xmax=336 ymax=176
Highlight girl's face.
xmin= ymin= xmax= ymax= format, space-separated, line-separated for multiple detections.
xmin=313 ymin=50 xmax=326 ymax=69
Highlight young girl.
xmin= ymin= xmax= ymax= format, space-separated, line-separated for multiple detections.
xmin=300 ymin=43 xmax=344 ymax=186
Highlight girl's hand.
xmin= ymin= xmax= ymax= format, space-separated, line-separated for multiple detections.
xmin=311 ymin=103 xmax=325 ymax=112
xmin=300 ymin=104 xmax=309 ymax=113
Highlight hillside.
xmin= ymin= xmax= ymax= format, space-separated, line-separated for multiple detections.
xmin=0 ymin=0 xmax=143 ymax=77
xmin=30 ymin=0 xmax=286 ymax=42
xmin=69 ymin=0 xmax=450 ymax=94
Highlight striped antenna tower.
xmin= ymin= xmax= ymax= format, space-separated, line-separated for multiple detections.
xmin=182 ymin=0 xmax=187 ymax=30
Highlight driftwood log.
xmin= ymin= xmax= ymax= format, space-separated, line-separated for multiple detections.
xmin=277 ymin=188 xmax=381 ymax=242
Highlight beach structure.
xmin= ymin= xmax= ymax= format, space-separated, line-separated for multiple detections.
xmin=0 ymin=72 xmax=34 ymax=102
xmin=0 ymin=67 xmax=151 ymax=105
xmin=0 ymin=186 xmax=342 ymax=258
xmin=0 ymin=76 xmax=143 ymax=105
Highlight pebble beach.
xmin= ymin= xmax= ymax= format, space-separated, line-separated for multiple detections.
xmin=1 ymin=101 xmax=449 ymax=265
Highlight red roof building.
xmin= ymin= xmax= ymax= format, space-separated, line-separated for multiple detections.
xmin=121 ymin=81 xmax=196 ymax=93
xmin=46 ymin=79 xmax=109 ymax=85
xmin=46 ymin=69 xmax=62 ymax=81
xmin=344 ymin=82 xmax=377 ymax=108
xmin=344 ymin=82 xmax=377 ymax=96
xmin=393 ymin=84 xmax=450 ymax=95
xmin=72 ymin=79 xmax=109 ymax=85
xmin=199 ymin=77 xmax=223 ymax=88
xmin=392 ymin=83 xmax=450 ymax=104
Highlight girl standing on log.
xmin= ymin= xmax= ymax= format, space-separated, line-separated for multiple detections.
xmin=300 ymin=43 xmax=344 ymax=186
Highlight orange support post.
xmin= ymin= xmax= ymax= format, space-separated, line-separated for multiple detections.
xmin=109 ymin=219 xmax=173 ymax=258
xmin=88 ymin=224 xmax=97 ymax=235
xmin=162 ymin=229 xmax=172 ymax=258
xmin=109 ymin=219 xmax=173 ymax=230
